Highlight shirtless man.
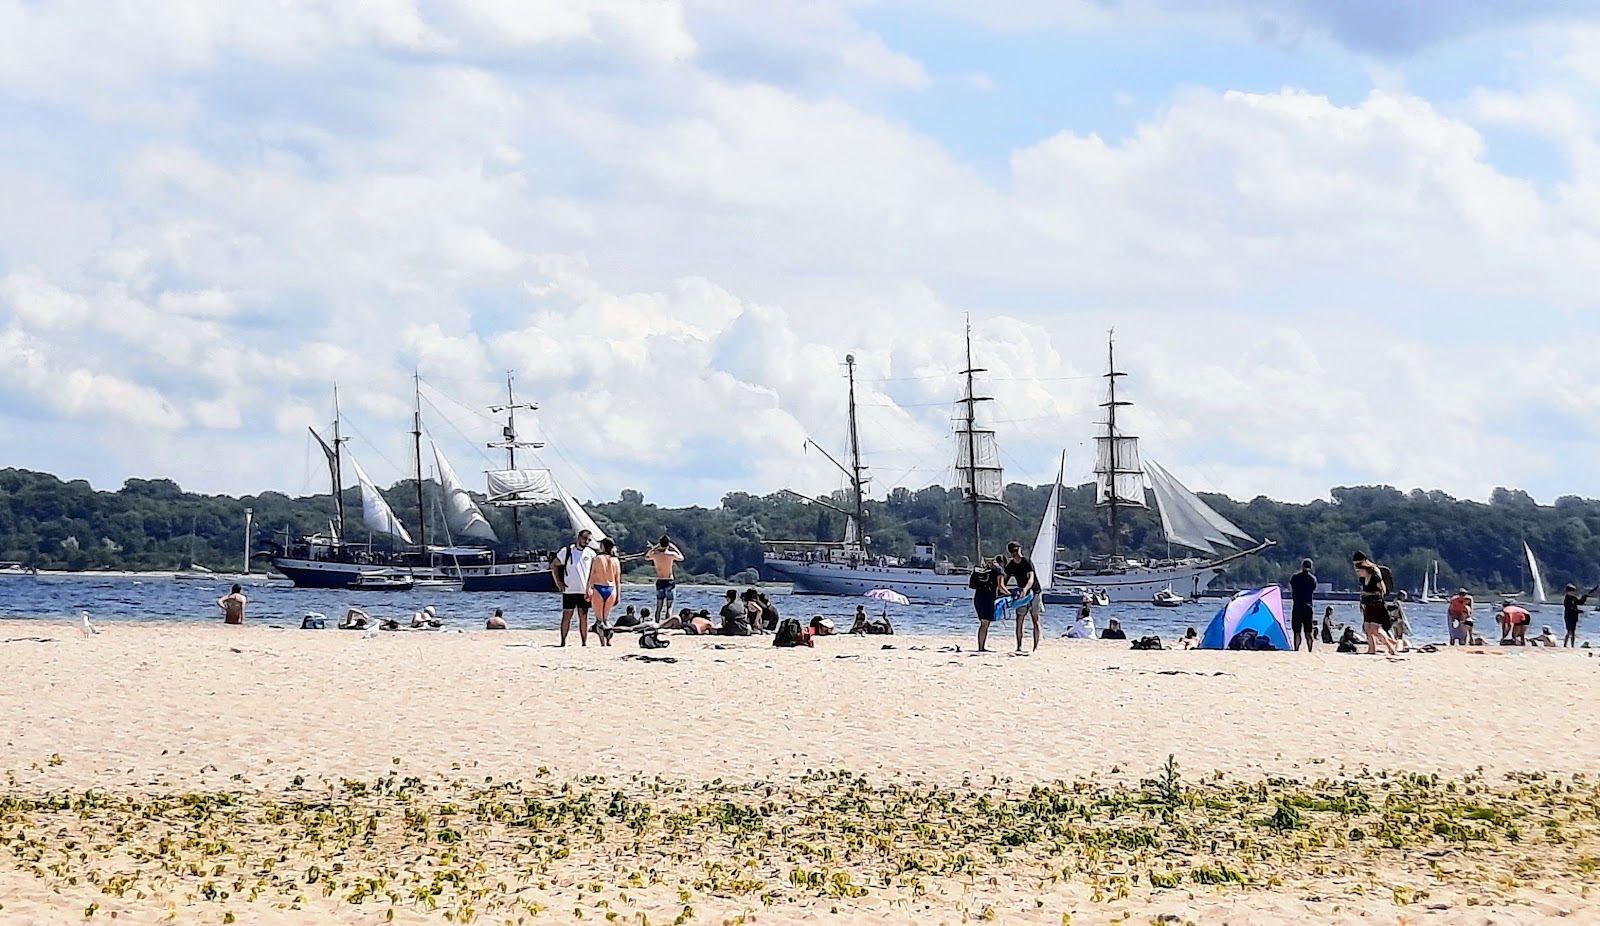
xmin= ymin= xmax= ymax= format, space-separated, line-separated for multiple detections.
xmin=645 ymin=535 xmax=684 ymax=619
xmin=216 ymin=584 xmax=247 ymax=625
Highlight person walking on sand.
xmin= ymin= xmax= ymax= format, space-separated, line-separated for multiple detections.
xmin=552 ymin=528 xmax=596 ymax=646
xmin=645 ymin=535 xmax=684 ymax=620
xmin=1004 ymin=540 xmax=1043 ymax=653
xmin=1289 ymin=558 xmax=1317 ymax=652
xmin=1353 ymin=552 xmax=1397 ymax=656
xmin=588 ymin=538 xmax=622 ymax=646
xmin=971 ymin=554 xmax=1005 ymax=652
xmin=1563 ymin=583 xmax=1597 ymax=648
xmin=216 ymin=584 xmax=247 ymax=625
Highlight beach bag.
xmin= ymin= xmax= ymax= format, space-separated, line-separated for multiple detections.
xmin=1227 ymin=628 xmax=1259 ymax=651
xmin=772 ymin=618 xmax=811 ymax=648
xmin=639 ymin=628 xmax=669 ymax=649
xmin=968 ymin=569 xmax=987 ymax=590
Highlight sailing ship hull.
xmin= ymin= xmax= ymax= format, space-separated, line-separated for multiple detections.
xmin=458 ymin=563 xmax=558 ymax=593
xmin=766 ymin=555 xmax=1228 ymax=603
xmin=271 ymin=557 xmax=456 ymax=590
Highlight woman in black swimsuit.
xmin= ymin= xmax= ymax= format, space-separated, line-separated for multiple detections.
xmin=1353 ymin=552 xmax=1397 ymax=656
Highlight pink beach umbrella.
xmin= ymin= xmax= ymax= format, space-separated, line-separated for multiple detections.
xmin=864 ymin=588 xmax=910 ymax=605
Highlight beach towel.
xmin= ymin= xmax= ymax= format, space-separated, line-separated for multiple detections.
xmin=993 ymin=592 xmax=1035 ymax=622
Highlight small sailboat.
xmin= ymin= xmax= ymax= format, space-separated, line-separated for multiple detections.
xmin=1523 ymin=541 xmax=1550 ymax=609
xmin=1418 ymin=560 xmax=1442 ymax=603
xmin=1152 ymin=587 xmax=1186 ymax=607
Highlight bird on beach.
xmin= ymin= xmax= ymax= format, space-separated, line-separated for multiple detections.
xmin=79 ymin=611 xmax=99 ymax=637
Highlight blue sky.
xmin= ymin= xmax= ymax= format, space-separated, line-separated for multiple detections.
xmin=2 ymin=0 xmax=1600 ymax=509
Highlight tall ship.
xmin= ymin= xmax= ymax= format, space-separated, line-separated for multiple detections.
xmin=763 ymin=331 xmax=1272 ymax=602
xmin=269 ymin=376 xmax=606 ymax=591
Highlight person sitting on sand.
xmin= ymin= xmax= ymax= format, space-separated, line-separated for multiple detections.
xmin=614 ymin=605 xmax=640 ymax=629
xmin=718 ymin=589 xmax=752 ymax=636
xmin=1388 ymin=591 xmax=1412 ymax=652
xmin=757 ymin=592 xmax=781 ymax=633
xmin=340 ymin=607 xmax=371 ymax=630
xmin=301 ymin=611 xmax=327 ymax=630
xmin=1336 ymin=626 xmax=1362 ymax=653
xmin=1064 ymin=605 xmax=1096 ymax=639
xmin=1531 ymin=626 xmax=1559 ymax=647
xmin=690 ymin=609 xmax=714 ymax=635
xmin=809 ymin=616 xmax=836 ymax=637
xmin=849 ymin=604 xmax=870 ymax=635
xmin=1320 ymin=607 xmax=1336 ymax=645
xmin=216 ymin=584 xmax=247 ymax=625
xmin=1181 ymin=626 xmax=1199 ymax=650
xmin=410 ymin=605 xmax=442 ymax=629
xmin=1100 ymin=618 xmax=1127 ymax=641
xmin=656 ymin=607 xmax=688 ymax=630
xmin=485 ymin=608 xmax=507 ymax=630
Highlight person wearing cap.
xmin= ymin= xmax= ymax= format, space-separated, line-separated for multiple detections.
xmin=1531 ymin=625 xmax=1559 ymax=647
xmin=809 ymin=616 xmax=836 ymax=637
xmin=1562 ymin=582 xmax=1599 ymax=647
xmin=1447 ymin=587 xmax=1474 ymax=646
xmin=1288 ymin=558 xmax=1318 ymax=652
xmin=1352 ymin=551 xmax=1397 ymax=656
xmin=410 ymin=604 xmax=442 ymax=629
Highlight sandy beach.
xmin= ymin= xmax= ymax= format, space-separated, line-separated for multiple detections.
xmin=2 ymin=620 xmax=1597 ymax=924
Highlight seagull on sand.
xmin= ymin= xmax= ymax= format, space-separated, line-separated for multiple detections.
xmin=79 ymin=611 xmax=99 ymax=637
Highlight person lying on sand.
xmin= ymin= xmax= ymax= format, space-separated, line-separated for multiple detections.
xmin=810 ymin=616 xmax=836 ymax=637
xmin=410 ymin=605 xmax=442 ymax=629
xmin=340 ymin=607 xmax=371 ymax=630
xmin=379 ymin=618 xmax=402 ymax=632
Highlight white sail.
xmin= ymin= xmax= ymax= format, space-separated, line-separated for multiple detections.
xmin=485 ymin=468 xmax=559 ymax=506
xmin=1029 ymin=453 xmax=1064 ymax=591
xmin=843 ymin=515 xmax=860 ymax=547
xmin=1093 ymin=435 xmax=1147 ymax=508
xmin=954 ymin=428 xmax=1004 ymax=500
xmin=557 ymin=481 xmax=607 ymax=542
xmin=1525 ymin=541 xmax=1549 ymax=604
xmin=1144 ymin=460 xmax=1253 ymax=554
xmin=349 ymin=456 xmax=414 ymax=544
xmin=430 ymin=439 xmax=497 ymax=542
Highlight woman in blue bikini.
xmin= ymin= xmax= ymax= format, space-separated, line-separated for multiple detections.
xmin=588 ymin=538 xmax=622 ymax=646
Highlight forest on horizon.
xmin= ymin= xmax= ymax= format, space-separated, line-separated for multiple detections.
xmin=0 ymin=467 xmax=1592 ymax=595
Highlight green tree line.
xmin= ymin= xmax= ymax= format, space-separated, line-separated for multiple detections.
xmin=0 ymin=467 xmax=1593 ymax=594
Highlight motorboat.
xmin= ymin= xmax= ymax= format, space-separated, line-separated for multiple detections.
xmin=1152 ymin=587 xmax=1186 ymax=607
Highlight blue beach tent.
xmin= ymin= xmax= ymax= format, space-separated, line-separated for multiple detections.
xmin=1199 ymin=586 xmax=1290 ymax=650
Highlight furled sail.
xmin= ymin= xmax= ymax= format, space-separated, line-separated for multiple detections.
xmin=1094 ymin=435 xmax=1147 ymax=508
xmin=348 ymin=456 xmax=413 ymax=544
xmin=485 ymin=468 xmax=559 ymax=506
xmin=1029 ymin=453 xmax=1064 ymax=591
xmin=1144 ymin=460 xmax=1253 ymax=554
xmin=430 ymin=439 xmax=497 ymax=542
xmin=953 ymin=420 xmax=1004 ymax=501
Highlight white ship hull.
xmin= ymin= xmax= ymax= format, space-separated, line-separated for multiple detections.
xmin=765 ymin=555 xmax=1228 ymax=603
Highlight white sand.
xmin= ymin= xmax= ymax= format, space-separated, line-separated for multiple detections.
xmin=1 ymin=621 xmax=1596 ymax=924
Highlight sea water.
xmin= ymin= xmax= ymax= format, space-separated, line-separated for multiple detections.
xmin=1 ymin=574 xmax=1595 ymax=645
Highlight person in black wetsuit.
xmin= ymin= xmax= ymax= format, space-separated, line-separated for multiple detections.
xmin=1289 ymin=558 xmax=1318 ymax=652
xmin=972 ymin=555 xmax=1006 ymax=652
xmin=1563 ymin=583 xmax=1598 ymax=648
xmin=1353 ymin=551 xmax=1396 ymax=656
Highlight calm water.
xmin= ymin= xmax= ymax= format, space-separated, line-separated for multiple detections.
xmin=0 ymin=574 xmax=1594 ymax=644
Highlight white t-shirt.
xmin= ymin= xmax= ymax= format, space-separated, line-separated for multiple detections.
xmin=1066 ymin=615 xmax=1096 ymax=639
xmin=556 ymin=544 xmax=595 ymax=595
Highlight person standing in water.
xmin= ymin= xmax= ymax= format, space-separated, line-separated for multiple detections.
xmin=588 ymin=538 xmax=622 ymax=646
xmin=645 ymin=535 xmax=684 ymax=620
xmin=1562 ymin=583 xmax=1597 ymax=647
xmin=1288 ymin=559 xmax=1317 ymax=652
xmin=552 ymin=528 xmax=596 ymax=646
xmin=216 ymin=584 xmax=247 ymax=625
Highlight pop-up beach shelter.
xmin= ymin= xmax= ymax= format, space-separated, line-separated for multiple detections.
xmin=1199 ymin=586 xmax=1289 ymax=650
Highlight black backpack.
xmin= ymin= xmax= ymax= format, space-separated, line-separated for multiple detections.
xmin=773 ymin=618 xmax=808 ymax=648
xmin=1130 ymin=635 xmax=1163 ymax=651
xmin=1227 ymin=629 xmax=1259 ymax=651
xmin=968 ymin=569 xmax=987 ymax=590
xmin=639 ymin=628 xmax=669 ymax=649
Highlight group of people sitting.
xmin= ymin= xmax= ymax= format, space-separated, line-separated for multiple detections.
xmin=301 ymin=605 xmax=446 ymax=632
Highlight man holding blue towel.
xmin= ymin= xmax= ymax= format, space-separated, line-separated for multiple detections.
xmin=1005 ymin=540 xmax=1043 ymax=653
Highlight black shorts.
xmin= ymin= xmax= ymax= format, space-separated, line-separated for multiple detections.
xmin=973 ymin=592 xmax=996 ymax=622
xmin=561 ymin=593 xmax=590 ymax=611
xmin=1566 ymin=614 xmax=1580 ymax=634
xmin=1291 ymin=603 xmax=1315 ymax=634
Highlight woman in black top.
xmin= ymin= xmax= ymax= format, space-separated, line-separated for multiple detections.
xmin=1353 ymin=552 xmax=1396 ymax=656
xmin=972 ymin=555 xmax=1006 ymax=652
xmin=1563 ymin=583 xmax=1598 ymax=647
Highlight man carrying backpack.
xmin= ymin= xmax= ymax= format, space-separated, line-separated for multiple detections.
xmin=551 ymin=528 xmax=596 ymax=646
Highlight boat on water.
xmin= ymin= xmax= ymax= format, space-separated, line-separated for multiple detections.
xmin=352 ymin=571 xmax=415 ymax=592
xmin=1513 ymin=540 xmax=1550 ymax=612
xmin=1417 ymin=560 xmax=1442 ymax=602
xmin=764 ymin=329 xmax=1273 ymax=602
xmin=1152 ymin=587 xmax=1186 ymax=607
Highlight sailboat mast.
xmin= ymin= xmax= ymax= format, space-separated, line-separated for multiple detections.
xmin=962 ymin=324 xmax=983 ymax=561
xmin=844 ymin=355 xmax=867 ymax=547
xmin=332 ymin=386 xmax=346 ymax=539
xmin=413 ymin=371 xmax=427 ymax=553
xmin=1105 ymin=333 xmax=1124 ymax=558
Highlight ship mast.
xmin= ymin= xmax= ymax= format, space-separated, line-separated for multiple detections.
xmin=331 ymin=386 xmax=347 ymax=539
xmin=412 ymin=371 xmax=427 ymax=553
xmin=844 ymin=355 xmax=868 ymax=549
xmin=488 ymin=373 xmax=541 ymax=550
xmin=1103 ymin=333 xmax=1130 ymax=558
xmin=957 ymin=321 xmax=990 ymax=562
